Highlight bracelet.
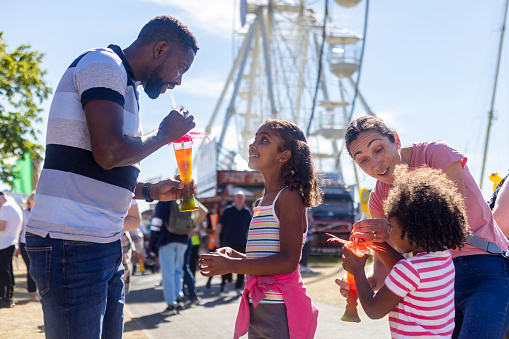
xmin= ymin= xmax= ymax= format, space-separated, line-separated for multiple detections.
xmin=142 ymin=182 xmax=153 ymax=202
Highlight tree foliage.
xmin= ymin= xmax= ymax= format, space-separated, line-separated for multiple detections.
xmin=0 ymin=32 xmax=51 ymax=187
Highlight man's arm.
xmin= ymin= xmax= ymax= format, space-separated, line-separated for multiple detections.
xmin=0 ymin=220 xmax=6 ymax=231
xmin=84 ymin=100 xmax=195 ymax=170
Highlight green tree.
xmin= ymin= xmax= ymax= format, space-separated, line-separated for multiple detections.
xmin=0 ymin=32 xmax=51 ymax=188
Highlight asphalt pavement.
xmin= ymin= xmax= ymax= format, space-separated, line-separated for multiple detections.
xmin=125 ymin=269 xmax=391 ymax=339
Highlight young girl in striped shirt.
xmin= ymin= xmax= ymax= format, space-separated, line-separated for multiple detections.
xmin=200 ymin=119 xmax=322 ymax=339
xmin=341 ymin=165 xmax=469 ymax=338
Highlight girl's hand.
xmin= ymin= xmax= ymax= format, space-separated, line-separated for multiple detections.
xmin=335 ymin=277 xmax=350 ymax=298
xmin=351 ymin=218 xmax=390 ymax=243
xmin=342 ymin=247 xmax=369 ymax=276
xmin=216 ymin=247 xmax=234 ymax=257
xmin=199 ymin=252 xmax=232 ymax=276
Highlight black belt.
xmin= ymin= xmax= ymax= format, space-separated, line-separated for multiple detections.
xmin=465 ymin=234 xmax=509 ymax=258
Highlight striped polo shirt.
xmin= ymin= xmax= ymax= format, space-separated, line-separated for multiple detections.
xmin=385 ymin=250 xmax=455 ymax=338
xmin=246 ymin=188 xmax=306 ymax=304
xmin=26 ymin=44 xmax=141 ymax=243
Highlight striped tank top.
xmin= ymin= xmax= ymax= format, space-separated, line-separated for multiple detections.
xmin=246 ymin=187 xmax=306 ymax=304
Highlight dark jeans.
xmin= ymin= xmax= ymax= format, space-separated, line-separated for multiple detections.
xmin=182 ymin=239 xmax=197 ymax=298
xmin=300 ymin=241 xmax=311 ymax=267
xmin=26 ymin=233 xmax=124 ymax=339
xmin=222 ymin=243 xmax=246 ymax=290
xmin=189 ymin=244 xmax=200 ymax=277
xmin=0 ymin=245 xmax=15 ymax=302
xmin=452 ymin=254 xmax=509 ymax=339
xmin=19 ymin=242 xmax=37 ymax=293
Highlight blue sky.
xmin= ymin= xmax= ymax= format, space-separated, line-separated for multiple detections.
xmin=2 ymin=0 xmax=509 ymax=209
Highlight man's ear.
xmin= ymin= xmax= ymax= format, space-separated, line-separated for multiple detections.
xmin=154 ymin=41 xmax=168 ymax=59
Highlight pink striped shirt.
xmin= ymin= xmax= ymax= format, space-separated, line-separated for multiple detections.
xmin=384 ymin=250 xmax=455 ymax=338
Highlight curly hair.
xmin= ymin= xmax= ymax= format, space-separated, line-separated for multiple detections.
xmin=383 ymin=165 xmax=470 ymax=252
xmin=344 ymin=116 xmax=397 ymax=157
xmin=136 ymin=15 xmax=199 ymax=53
xmin=262 ymin=119 xmax=323 ymax=208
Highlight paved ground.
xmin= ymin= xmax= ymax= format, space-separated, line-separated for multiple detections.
xmin=125 ymin=266 xmax=391 ymax=339
xmin=1 ymin=260 xmax=391 ymax=338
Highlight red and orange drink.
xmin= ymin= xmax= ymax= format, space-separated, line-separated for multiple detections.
xmin=173 ymin=137 xmax=199 ymax=212
xmin=341 ymin=242 xmax=366 ymax=323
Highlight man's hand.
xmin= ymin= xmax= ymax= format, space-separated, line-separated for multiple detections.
xmin=148 ymin=175 xmax=196 ymax=201
xmin=158 ymin=108 xmax=195 ymax=143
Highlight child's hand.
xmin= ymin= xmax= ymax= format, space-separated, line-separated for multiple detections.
xmin=342 ymin=247 xmax=369 ymax=276
xmin=216 ymin=247 xmax=234 ymax=257
xmin=199 ymin=252 xmax=232 ymax=276
xmin=335 ymin=277 xmax=350 ymax=298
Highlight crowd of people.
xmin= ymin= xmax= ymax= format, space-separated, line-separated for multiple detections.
xmin=1 ymin=12 xmax=508 ymax=339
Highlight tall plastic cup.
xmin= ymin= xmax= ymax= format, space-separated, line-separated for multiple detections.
xmin=341 ymin=242 xmax=366 ymax=322
xmin=173 ymin=135 xmax=199 ymax=212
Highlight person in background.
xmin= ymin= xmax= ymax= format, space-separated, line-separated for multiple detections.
xmin=0 ymin=192 xmax=23 ymax=308
xmin=488 ymin=173 xmax=509 ymax=339
xmin=150 ymin=199 xmax=207 ymax=315
xmin=121 ymin=200 xmax=143 ymax=294
xmin=25 ymin=15 xmax=198 ymax=339
xmin=200 ymin=119 xmax=322 ymax=339
xmin=299 ymin=210 xmax=314 ymax=273
xmin=491 ymin=173 xmax=508 ymax=235
xmin=214 ymin=190 xmax=252 ymax=295
xmin=182 ymin=200 xmax=208 ymax=305
xmin=17 ymin=192 xmax=38 ymax=302
xmin=338 ymin=116 xmax=509 ymax=338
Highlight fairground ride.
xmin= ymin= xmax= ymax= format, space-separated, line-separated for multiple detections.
xmin=197 ymin=0 xmax=374 ymax=182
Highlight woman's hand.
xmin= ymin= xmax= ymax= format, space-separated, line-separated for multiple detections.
xmin=352 ymin=218 xmax=390 ymax=243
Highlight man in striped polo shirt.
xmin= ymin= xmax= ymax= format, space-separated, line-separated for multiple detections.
xmin=25 ymin=16 xmax=198 ymax=339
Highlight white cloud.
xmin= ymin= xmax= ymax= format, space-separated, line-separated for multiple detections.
xmin=141 ymin=0 xmax=238 ymax=38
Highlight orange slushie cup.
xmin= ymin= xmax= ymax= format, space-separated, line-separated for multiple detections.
xmin=173 ymin=135 xmax=199 ymax=212
xmin=341 ymin=242 xmax=366 ymax=322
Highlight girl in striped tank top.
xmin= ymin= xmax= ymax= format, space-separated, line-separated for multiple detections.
xmin=200 ymin=120 xmax=322 ymax=339
xmin=341 ymin=166 xmax=470 ymax=339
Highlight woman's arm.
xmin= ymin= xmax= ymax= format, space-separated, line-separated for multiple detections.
xmin=493 ymin=180 xmax=509 ymax=237
xmin=443 ymin=160 xmax=466 ymax=200
xmin=200 ymin=189 xmax=305 ymax=277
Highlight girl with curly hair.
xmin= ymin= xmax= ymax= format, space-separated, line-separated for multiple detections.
xmin=200 ymin=119 xmax=322 ymax=339
xmin=342 ymin=165 xmax=469 ymax=338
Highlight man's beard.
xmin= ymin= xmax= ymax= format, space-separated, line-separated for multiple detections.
xmin=144 ymin=65 xmax=165 ymax=99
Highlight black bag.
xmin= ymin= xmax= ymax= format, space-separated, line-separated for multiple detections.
xmin=165 ymin=200 xmax=194 ymax=235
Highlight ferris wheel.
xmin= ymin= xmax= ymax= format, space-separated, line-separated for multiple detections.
xmin=200 ymin=0 xmax=373 ymax=179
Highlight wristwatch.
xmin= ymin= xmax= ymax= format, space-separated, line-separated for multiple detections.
xmin=142 ymin=182 xmax=153 ymax=202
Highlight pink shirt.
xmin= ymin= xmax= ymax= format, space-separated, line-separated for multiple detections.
xmin=385 ymin=250 xmax=455 ymax=338
xmin=234 ymin=270 xmax=318 ymax=339
xmin=369 ymin=141 xmax=509 ymax=258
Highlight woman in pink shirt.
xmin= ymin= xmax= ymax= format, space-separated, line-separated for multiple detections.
xmin=338 ymin=116 xmax=509 ymax=338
